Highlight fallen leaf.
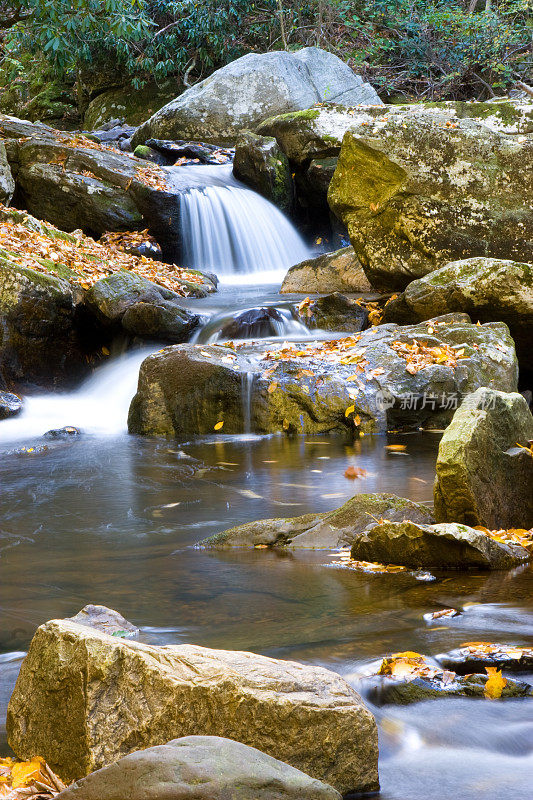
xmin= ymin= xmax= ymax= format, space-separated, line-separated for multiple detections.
xmin=484 ymin=667 xmax=507 ymax=699
xmin=213 ymin=421 xmax=224 ymax=431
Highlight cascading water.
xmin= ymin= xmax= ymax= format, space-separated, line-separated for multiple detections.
xmin=0 ymin=348 xmax=154 ymax=444
xmin=178 ymin=165 xmax=310 ymax=276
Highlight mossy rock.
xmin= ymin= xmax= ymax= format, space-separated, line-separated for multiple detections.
xmin=84 ymin=82 xmax=179 ymax=130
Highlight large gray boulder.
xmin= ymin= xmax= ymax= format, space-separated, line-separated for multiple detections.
xmin=55 ymin=736 xmax=342 ymax=800
xmin=434 ymin=388 xmax=533 ymax=529
xmin=0 ymin=141 xmax=14 ymax=204
xmin=280 ymin=246 xmax=372 ymax=293
xmin=7 ymin=618 xmax=379 ymax=793
xmin=132 ymin=49 xmax=382 ymax=146
xmin=328 ymin=104 xmax=533 ymax=290
xmin=382 ymin=257 xmax=533 ymax=370
xmin=350 ymin=520 xmax=530 ymax=570
xmin=128 ymin=314 xmax=518 ymax=437
xmin=199 ymin=493 xmax=434 ymax=550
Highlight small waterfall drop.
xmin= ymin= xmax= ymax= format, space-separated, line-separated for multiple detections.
xmin=178 ymin=165 xmax=310 ymax=275
xmin=0 ymin=348 xmax=154 ymax=444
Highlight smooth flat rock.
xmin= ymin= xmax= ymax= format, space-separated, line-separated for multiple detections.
xmin=200 ymin=493 xmax=434 ymax=550
xmin=55 ymin=736 xmax=342 ymax=800
xmin=281 ymin=247 xmax=372 ymax=293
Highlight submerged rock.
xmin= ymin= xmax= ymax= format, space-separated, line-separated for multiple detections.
xmin=128 ymin=314 xmax=518 ymax=437
xmin=199 ymin=493 xmax=434 ymax=550
xmin=382 ymin=257 xmax=533 ymax=370
xmin=281 ymin=246 xmax=372 ymax=293
xmin=132 ymin=48 xmax=382 ymax=146
xmin=434 ymin=388 xmax=533 ymax=529
xmin=43 ymin=426 xmax=81 ymax=440
xmin=327 ymin=105 xmax=533 ymax=290
xmin=0 ymin=391 xmax=23 ymax=420
xmin=218 ymin=307 xmax=287 ymax=340
xmin=349 ymin=520 xmax=530 ymax=570
xmin=7 ymin=618 xmax=379 ymax=793
xmin=436 ymin=643 xmax=533 ymax=674
xmin=54 ymin=736 xmax=342 ymax=800
xmin=233 ymin=131 xmax=294 ymax=214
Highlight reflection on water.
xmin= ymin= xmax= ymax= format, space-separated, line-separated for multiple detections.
xmin=1 ymin=431 xmax=532 ymax=799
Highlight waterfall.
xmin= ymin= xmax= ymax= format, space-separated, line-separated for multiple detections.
xmin=0 ymin=348 xmax=154 ymax=444
xmin=177 ymin=165 xmax=310 ymax=275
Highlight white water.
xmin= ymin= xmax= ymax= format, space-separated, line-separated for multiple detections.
xmin=192 ymin=304 xmax=309 ymax=344
xmin=178 ymin=165 xmax=310 ymax=275
xmin=0 ymin=348 xmax=154 ymax=444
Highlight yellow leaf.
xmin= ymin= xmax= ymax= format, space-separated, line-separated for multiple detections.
xmin=213 ymin=421 xmax=224 ymax=431
xmin=282 ymin=418 xmax=290 ymax=431
xmin=354 ymin=414 xmax=361 ymax=426
xmin=268 ymin=381 xmax=278 ymax=393
xmin=101 ymin=346 xmax=110 ymax=356
xmin=345 ymin=404 xmax=355 ymax=417
xmin=484 ymin=667 xmax=507 ymax=699
xmin=11 ymin=758 xmax=43 ymax=789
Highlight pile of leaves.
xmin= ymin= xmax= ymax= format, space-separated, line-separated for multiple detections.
xmin=0 ymin=756 xmax=65 ymax=800
xmin=0 ymin=208 xmax=205 ymax=295
xmin=99 ymin=228 xmax=160 ymax=254
xmin=475 ymin=526 xmax=533 ymax=553
xmin=376 ymin=651 xmax=507 ymax=699
xmin=454 ymin=642 xmax=533 ymax=664
xmin=331 ymin=548 xmax=407 ymax=574
xmin=389 ymin=340 xmax=465 ymax=375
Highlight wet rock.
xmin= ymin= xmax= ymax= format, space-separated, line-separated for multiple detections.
xmin=328 ymin=104 xmax=533 ymax=290
xmin=297 ymin=292 xmax=368 ymax=331
xmin=84 ymin=272 xmax=203 ymax=342
xmin=349 ymin=521 xmax=530 ymax=570
xmin=199 ymin=493 xmax=434 ymax=550
xmin=146 ymin=139 xmax=234 ymax=166
xmin=281 ymin=246 xmax=372 ymax=293
xmin=7 ymin=618 xmax=379 ymax=793
xmin=382 ymin=257 xmax=533 ymax=370
xmin=128 ymin=314 xmax=518 ymax=437
xmin=84 ymin=125 xmax=136 ymax=145
xmin=43 ymin=426 xmax=81 ymax=440
xmin=66 ymin=605 xmax=139 ymax=637
xmin=54 ymin=736 xmax=341 ymax=800
xmin=132 ymin=144 xmax=169 ymax=166
xmin=132 ymin=48 xmax=381 ymax=146
xmin=434 ymin=388 xmax=533 ymax=529
xmin=0 ymin=391 xmax=23 ymax=420
xmin=435 ymin=643 xmax=533 ymax=674
xmin=218 ymin=307 xmax=286 ymax=340
xmin=0 ymin=141 xmax=14 ymax=204
xmin=365 ymin=669 xmax=532 ymax=705
xmin=233 ymin=131 xmax=294 ymax=214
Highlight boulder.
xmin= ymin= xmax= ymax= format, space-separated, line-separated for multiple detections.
xmin=434 ymin=388 xmax=533 ymax=529
xmin=199 ymin=493 xmax=434 ymax=550
xmin=328 ymin=105 xmax=533 ymax=290
xmin=7 ymin=618 xmax=379 ymax=793
xmin=382 ymin=257 xmax=533 ymax=370
xmin=296 ymin=292 xmax=369 ymax=331
xmin=54 ymin=736 xmax=342 ymax=800
xmin=128 ymin=314 xmax=518 ymax=437
xmin=83 ymin=82 xmax=178 ymax=130
xmin=281 ymin=246 xmax=372 ymax=293
xmin=435 ymin=643 xmax=533 ymax=674
xmin=0 ymin=141 xmax=14 ymax=204
xmin=349 ymin=521 xmax=530 ymax=569
xmin=66 ymin=604 xmax=139 ymax=638
xmin=132 ymin=48 xmax=382 ymax=146
xmin=217 ymin=307 xmax=288 ymax=340
xmin=0 ymin=254 xmax=85 ymax=387
xmin=233 ymin=131 xmax=294 ymax=214
xmin=84 ymin=273 xmax=203 ymax=342
xmin=0 ymin=390 xmax=22 ymax=419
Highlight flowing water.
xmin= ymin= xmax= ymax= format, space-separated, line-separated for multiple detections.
xmin=1 ymin=173 xmax=532 ymax=799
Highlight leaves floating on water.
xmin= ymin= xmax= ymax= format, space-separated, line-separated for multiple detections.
xmin=0 ymin=756 xmax=66 ymax=800
xmin=425 ymin=608 xmax=461 ymax=621
xmin=384 ymin=444 xmax=407 ymax=452
xmin=484 ymin=667 xmax=507 ymax=699
xmin=344 ymin=466 xmax=367 ymax=479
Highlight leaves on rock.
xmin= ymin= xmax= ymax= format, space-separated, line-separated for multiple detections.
xmin=474 ymin=526 xmax=533 ymax=552
xmin=390 ymin=339 xmax=465 ymax=374
xmin=484 ymin=667 xmax=507 ymax=699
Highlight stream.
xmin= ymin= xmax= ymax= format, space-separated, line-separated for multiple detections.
xmin=1 ymin=168 xmax=532 ymax=799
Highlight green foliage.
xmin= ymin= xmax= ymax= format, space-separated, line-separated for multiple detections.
xmin=3 ymin=0 xmax=532 ymax=103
